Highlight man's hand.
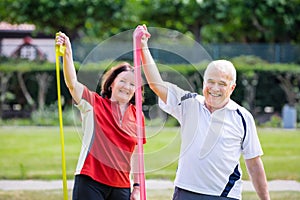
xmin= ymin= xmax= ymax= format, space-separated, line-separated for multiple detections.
xmin=133 ymin=24 xmax=151 ymax=50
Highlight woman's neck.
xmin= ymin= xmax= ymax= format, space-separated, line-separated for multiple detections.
xmin=112 ymin=100 xmax=128 ymax=116
xmin=119 ymin=102 xmax=128 ymax=113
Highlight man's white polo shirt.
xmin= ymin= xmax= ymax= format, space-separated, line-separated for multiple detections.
xmin=159 ymin=82 xmax=263 ymax=199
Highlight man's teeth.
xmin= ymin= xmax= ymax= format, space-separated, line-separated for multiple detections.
xmin=210 ymin=93 xmax=220 ymax=97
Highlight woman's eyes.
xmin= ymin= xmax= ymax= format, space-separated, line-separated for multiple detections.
xmin=120 ymin=79 xmax=135 ymax=87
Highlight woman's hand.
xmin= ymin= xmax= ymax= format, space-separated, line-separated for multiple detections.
xmin=55 ymin=32 xmax=71 ymax=54
xmin=130 ymin=186 xmax=140 ymax=200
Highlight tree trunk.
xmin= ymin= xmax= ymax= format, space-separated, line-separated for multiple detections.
xmin=277 ymin=73 xmax=297 ymax=106
xmin=0 ymin=72 xmax=13 ymax=118
xmin=242 ymin=73 xmax=258 ymax=116
xmin=17 ymin=72 xmax=36 ymax=110
xmin=190 ymin=23 xmax=202 ymax=43
xmin=35 ymin=72 xmax=53 ymax=110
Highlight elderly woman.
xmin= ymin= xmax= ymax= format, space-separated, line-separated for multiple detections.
xmin=56 ymin=32 xmax=145 ymax=200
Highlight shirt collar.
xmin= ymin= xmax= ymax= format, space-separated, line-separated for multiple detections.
xmin=198 ymin=95 xmax=239 ymax=111
xmin=226 ymin=99 xmax=239 ymax=110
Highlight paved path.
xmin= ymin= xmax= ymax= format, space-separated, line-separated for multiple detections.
xmin=0 ymin=180 xmax=300 ymax=191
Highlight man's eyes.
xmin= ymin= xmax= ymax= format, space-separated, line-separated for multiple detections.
xmin=207 ymin=81 xmax=227 ymax=86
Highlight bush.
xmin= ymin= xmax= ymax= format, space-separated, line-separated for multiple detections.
xmin=31 ymin=104 xmax=80 ymax=126
xmin=261 ymin=114 xmax=282 ymax=128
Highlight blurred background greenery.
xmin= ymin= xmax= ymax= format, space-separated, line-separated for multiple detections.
xmin=0 ymin=1 xmax=299 ymax=199
xmin=1 ymin=0 xmax=300 ymax=128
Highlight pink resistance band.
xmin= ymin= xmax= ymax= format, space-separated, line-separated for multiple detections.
xmin=133 ymin=25 xmax=149 ymax=200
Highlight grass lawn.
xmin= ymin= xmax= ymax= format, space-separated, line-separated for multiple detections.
xmin=0 ymin=126 xmax=299 ymax=181
xmin=0 ymin=126 xmax=300 ymax=199
xmin=0 ymin=126 xmax=81 ymax=180
xmin=241 ymin=128 xmax=300 ymax=181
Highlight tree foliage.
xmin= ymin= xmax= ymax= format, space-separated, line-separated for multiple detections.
xmin=137 ymin=0 xmax=229 ymax=42
xmin=1 ymin=0 xmax=300 ymax=43
xmin=202 ymin=0 xmax=300 ymax=43
xmin=0 ymin=0 xmax=127 ymax=39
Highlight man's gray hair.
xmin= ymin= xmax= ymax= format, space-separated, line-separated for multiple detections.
xmin=204 ymin=60 xmax=237 ymax=85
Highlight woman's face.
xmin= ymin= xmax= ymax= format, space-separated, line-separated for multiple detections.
xmin=110 ymin=71 xmax=135 ymax=104
xmin=202 ymin=67 xmax=236 ymax=113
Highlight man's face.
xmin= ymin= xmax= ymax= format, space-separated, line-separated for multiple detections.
xmin=202 ymin=67 xmax=236 ymax=112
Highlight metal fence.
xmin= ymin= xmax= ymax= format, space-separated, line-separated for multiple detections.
xmin=204 ymin=43 xmax=300 ymax=63
xmin=1 ymin=41 xmax=299 ymax=64
xmin=71 ymin=42 xmax=300 ymax=64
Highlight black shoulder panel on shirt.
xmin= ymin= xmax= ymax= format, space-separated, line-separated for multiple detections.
xmin=180 ymin=93 xmax=197 ymax=102
xmin=236 ymin=109 xmax=247 ymax=150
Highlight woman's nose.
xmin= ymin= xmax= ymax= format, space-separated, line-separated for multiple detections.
xmin=123 ymin=82 xmax=132 ymax=90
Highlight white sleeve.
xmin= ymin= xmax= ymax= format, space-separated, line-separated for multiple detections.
xmin=242 ymin=109 xmax=264 ymax=159
xmin=74 ymin=98 xmax=93 ymax=114
xmin=158 ymin=82 xmax=190 ymax=124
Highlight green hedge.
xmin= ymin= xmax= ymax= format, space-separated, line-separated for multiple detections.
xmin=0 ymin=56 xmax=299 ymax=125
